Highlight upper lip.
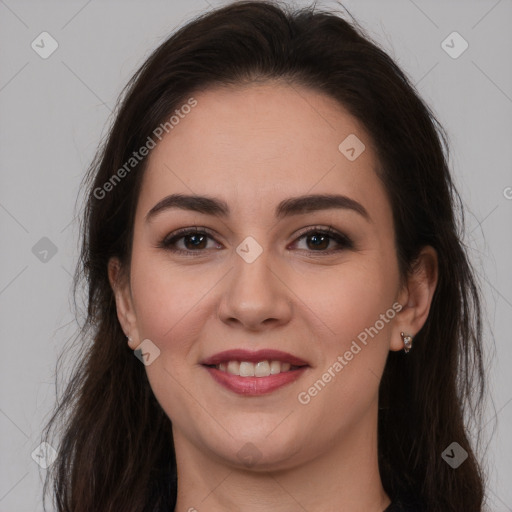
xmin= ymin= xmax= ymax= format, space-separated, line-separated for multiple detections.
xmin=201 ymin=349 xmax=309 ymax=367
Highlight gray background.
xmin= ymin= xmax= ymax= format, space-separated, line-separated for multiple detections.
xmin=1 ymin=0 xmax=511 ymax=510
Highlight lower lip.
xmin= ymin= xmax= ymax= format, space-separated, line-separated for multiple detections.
xmin=204 ymin=366 xmax=308 ymax=395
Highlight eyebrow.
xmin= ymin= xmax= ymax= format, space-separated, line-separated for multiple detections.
xmin=145 ymin=193 xmax=370 ymax=223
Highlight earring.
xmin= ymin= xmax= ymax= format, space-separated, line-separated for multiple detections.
xmin=400 ymin=332 xmax=413 ymax=353
xmin=127 ymin=336 xmax=132 ymax=343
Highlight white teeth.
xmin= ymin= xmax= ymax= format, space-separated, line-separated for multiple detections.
xmin=270 ymin=360 xmax=281 ymax=374
xmin=254 ymin=361 xmax=271 ymax=377
xmin=216 ymin=360 xmax=295 ymax=377
xmin=239 ymin=361 xmax=255 ymax=377
xmin=227 ymin=361 xmax=240 ymax=375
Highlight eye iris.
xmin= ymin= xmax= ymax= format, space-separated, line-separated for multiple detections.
xmin=307 ymin=233 xmax=329 ymax=250
xmin=185 ymin=233 xmax=207 ymax=250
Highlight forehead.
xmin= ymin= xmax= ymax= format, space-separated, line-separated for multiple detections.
xmin=137 ymin=82 xmax=387 ymax=221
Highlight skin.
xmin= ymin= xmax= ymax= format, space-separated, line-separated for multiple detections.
xmin=108 ymin=81 xmax=438 ymax=512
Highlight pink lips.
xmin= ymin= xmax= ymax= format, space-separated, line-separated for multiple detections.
xmin=201 ymin=349 xmax=309 ymax=396
xmin=200 ymin=349 xmax=309 ymax=367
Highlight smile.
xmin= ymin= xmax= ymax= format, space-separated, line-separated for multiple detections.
xmin=213 ymin=360 xmax=298 ymax=377
xmin=201 ymin=348 xmax=310 ymax=395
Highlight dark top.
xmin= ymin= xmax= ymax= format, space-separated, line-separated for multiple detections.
xmin=383 ymin=491 xmax=425 ymax=512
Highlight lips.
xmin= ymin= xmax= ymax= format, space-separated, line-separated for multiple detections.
xmin=201 ymin=349 xmax=309 ymax=367
xmin=201 ymin=349 xmax=310 ymax=395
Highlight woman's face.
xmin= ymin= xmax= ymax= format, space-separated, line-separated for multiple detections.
xmin=113 ymin=82 xmax=410 ymax=470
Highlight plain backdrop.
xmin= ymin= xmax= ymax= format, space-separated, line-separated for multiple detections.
xmin=1 ymin=1 xmax=511 ymax=510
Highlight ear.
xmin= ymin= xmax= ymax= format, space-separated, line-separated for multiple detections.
xmin=108 ymin=257 xmax=140 ymax=350
xmin=390 ymin=246 xmax=438 ymax=351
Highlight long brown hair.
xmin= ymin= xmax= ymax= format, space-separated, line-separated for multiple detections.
xmin=42 ymin=1 xmax=488 ymax=510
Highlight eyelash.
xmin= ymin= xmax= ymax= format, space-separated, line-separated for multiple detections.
xmin=157 ymin=225 xmax=354 ymax=256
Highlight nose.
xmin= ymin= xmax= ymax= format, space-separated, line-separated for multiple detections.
xmin=216 ymin=247 xmax=293 ymax=332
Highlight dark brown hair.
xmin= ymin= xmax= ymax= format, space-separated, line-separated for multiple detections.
xmin=42 ymin=1 xmax=488 ymax=511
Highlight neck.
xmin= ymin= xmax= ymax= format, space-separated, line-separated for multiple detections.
xmin=172 ymin=402 xmax=390 ymax=512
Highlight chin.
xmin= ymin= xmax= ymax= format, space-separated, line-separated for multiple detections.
xmin=207 ymin=428 xmax=308 ymax=472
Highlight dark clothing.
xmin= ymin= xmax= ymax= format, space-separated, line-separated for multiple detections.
xmin=384 ymin=491 xmax=425 ymax=511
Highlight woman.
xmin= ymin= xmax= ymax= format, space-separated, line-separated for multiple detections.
xmin=42 ymin=1 xmax=487 ymax=511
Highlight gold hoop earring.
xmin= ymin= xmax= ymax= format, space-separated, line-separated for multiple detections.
xmin=400 ymin=332 xmax=413 ymax=353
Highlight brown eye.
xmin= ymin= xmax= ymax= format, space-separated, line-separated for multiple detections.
xmin=180 ymin=233 xmax=208 ymax=250
xmin=158 ymin=228 xmax=221 ymax=255
xmin=304 ymin=232 xmax=331 ymax=250
xmin=293 ymin=227 xmax=353 ymax=253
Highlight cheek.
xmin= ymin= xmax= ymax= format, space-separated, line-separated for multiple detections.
xmin=294 ymin=258 xmax=397 ymax=347
xmin=294 ymin=265 xmax=396 ymax=432
xmin=129 ymin=256 xmax=211 ymax=419
xmin=129 ymin=251 xmax=205 ymax=350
